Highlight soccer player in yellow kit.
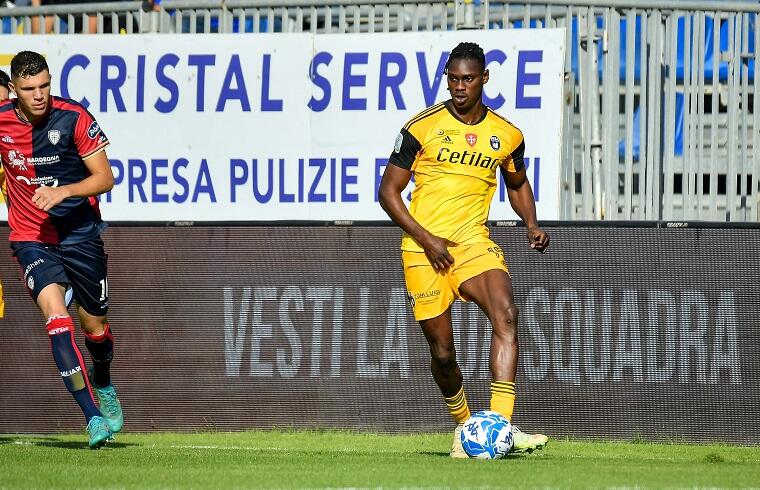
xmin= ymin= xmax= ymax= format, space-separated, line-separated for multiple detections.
xmin=379 ymin=42 xmax=550 ymax=458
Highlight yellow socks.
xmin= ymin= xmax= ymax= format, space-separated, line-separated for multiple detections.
xmin=444 ymin=382 xmax=516 ymax=423
xmin=490 ymin=381 xmax=516 ymax=421
xmin=444 ymin=386 xmax=471 ymax=424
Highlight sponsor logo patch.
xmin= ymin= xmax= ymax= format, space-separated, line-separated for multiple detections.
xmin=1 ymin=135 xmax=14 ymax=144
xmin=16 ymin=175 xmax=58 ymax=187
xmin=24 ymin=258 xmax=44 ymax=278
xmin=490 ymin=135 xmax=500 ymax=150
xmin=27 ymin=155 xmax=60 ymax=165
xmin=48 ymin=326 xmax=71 ymax=336
xmin=60 ymin=366 xmax=82 ymax=377
xmin=6 ymin=149 xmax=27 ymax=170
xmin=436 ymin=128 xmax=461 ymax=136
xmin=441 ymin=135 xmax=453 ymax=144
xmin=409 ymin=289 xmax=441 ymax=308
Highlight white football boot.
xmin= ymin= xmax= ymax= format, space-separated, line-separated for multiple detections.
xmin=450 ymin=424 xmax=468 ymax=458
xmin=511 ymin=425 xmax=548 ymax=453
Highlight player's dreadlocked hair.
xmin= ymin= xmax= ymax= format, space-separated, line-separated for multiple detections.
xmin=11 ymin=51 xmax=49 ymax=79
xmin=444 ymin=42 xmax=486 ymax=74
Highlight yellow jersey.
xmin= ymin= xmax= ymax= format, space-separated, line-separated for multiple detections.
xmin=388 ymin=100 xmax=525 ymax=252
xmin=0 ymin=166 xmax=5 ymax=203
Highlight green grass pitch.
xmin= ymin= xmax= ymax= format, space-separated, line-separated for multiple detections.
xmin=1 ymin=431 xmax=759 ymax=488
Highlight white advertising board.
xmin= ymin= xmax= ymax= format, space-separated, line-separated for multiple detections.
xmin=0 ymin=30 xmax=565 ymax=221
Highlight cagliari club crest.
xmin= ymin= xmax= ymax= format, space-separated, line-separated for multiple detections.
xmin=48 ymin=129 xmax=61 ymax=145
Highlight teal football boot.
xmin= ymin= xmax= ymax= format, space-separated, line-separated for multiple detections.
xmin=89 ymin=369 xmax=124 ymax=434
xmin=86 ymin=416 xmax=112 ymax=449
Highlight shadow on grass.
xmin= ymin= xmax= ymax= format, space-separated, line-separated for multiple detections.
xmin=0 ymin=436 xmax=137 ymax=450
xmin=418 ymin=451 xmax=543 ymax=459
xmin=420 ymin=451 xmax=451 ymax=457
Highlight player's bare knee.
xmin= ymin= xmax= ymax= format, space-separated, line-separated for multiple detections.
xmin=80 ymin=316 xmax=108 ymax=336
xmin=491 ymin=304 xmax=519 ymax=337
xmin=430 ymin=347 xmax=457 ymax=371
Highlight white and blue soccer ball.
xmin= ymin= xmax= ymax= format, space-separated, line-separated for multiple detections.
xmin=460 ymin=410 xmax=514 ymax=459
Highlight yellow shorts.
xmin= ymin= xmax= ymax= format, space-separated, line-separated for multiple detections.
xmin=401 ymin=240 xmax=509 ymax=321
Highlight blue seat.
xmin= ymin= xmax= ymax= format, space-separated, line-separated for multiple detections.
xmin=700 ymin=14 xmax=755 ymax=82
xmin=232 ymin=16 xmax=280 ymax=33
xmin=618 ymin=92 xmax=684 ymax=160
xmin=562 ymin=14 xmax=755 ymax=83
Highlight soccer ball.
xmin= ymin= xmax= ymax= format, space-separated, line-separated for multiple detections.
xmin=460 ymin=410 xmax=514 ymax=459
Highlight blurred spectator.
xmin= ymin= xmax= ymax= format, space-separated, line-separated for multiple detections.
xmin=0 ymin=70 xmax=10 ymax=102
xmin=28 ymin=0 xmax=161 ymax=34
xmin=30 ymin=0 xmax=100 ymax=34
xmin=3 ymin=0 xmax=27 ymax=33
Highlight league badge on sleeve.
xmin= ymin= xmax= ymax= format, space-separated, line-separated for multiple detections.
xmin=88 ymin=121 xmax=100 ymax=139
xmin=394 ymin=132 xmax=403 ymax=153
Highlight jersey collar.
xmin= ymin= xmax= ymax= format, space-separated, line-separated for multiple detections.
xmin=444 ymin=99 xmax=488 ymax=126
xmin=13 ymin=97 xmax=52 ymax=126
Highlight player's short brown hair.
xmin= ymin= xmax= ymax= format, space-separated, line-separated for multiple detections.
xmin=10 ymin=51 xmax=49 ymax=79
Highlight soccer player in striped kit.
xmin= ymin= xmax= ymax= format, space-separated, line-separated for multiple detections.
xmin=0 ymin=70 xmax=10 ymax=102
xmin=0 ymin=69 xmax=9 ymax=318
xmin=0 ymin=51 xmax=123 ymax=448
xmin=379 ymin=42 xmax=550 ymax=457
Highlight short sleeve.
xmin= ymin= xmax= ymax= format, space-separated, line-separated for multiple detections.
xmin=505 ymin=139 xmax=525 ymax=173
xmin=73 ymin=109 xmax=109 ymax=159
xmin=387 ymin=128 xmax=421 ymax=171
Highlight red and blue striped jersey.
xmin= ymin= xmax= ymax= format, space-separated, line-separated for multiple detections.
xmin=0 ymin=96 xmax=109 ymax=244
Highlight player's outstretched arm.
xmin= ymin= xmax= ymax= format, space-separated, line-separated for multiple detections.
xmin=31 ymin=150 xmax=115 ymax=212
xmin=379 ymin=164 xmax=456 ymax=271
xmin=501 ymin=165 xmax=549 ymax=253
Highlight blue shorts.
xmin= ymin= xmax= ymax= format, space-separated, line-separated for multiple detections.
xmin=12 ymin=238 xmax=109 ymax=316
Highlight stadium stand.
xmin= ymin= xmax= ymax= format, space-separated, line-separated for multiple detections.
xmin=1 ymin=0 xmax=758 ymax=221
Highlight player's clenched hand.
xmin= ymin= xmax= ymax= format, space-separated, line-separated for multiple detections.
xmin=32 ymin=185 xmax=68 ymax=211
xmin=422 ymin=234 xmax=457 ymax=272
xmin=527 ymin=226 xmax=550 ymax=253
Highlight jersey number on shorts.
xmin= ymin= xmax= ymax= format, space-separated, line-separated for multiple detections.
xmin=99 ymin=278 xmax=109 ymax=301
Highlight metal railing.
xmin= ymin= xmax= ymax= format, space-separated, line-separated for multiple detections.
xmin=2 ymin=0 xmax=758 ymax=221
